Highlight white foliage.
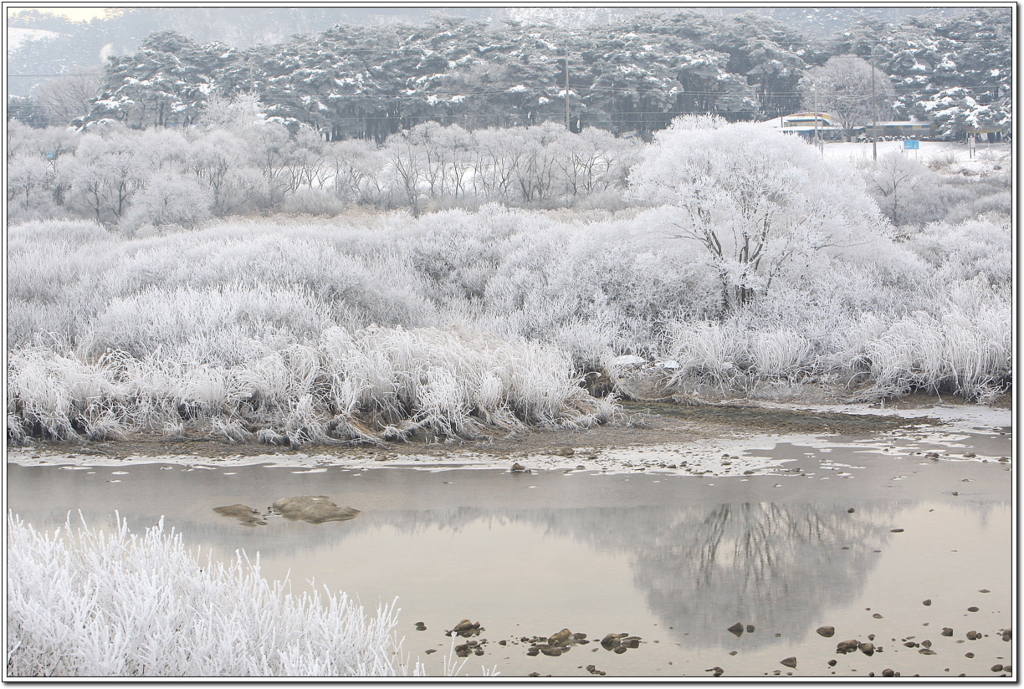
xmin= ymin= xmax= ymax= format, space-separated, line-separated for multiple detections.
xmin=629 ymin=116 xmax=890 ymax=310
xmin=7 ymin=514 xmax=417 ymax=677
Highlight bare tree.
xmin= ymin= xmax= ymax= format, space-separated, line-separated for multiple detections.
xmin=799 ymin=56 xmax=896 ymax=137
xmin=31 ymin=71 xmax=102 ymax=126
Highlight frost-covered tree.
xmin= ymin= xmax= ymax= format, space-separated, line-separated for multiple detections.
xmin=799 ymin=56 xmax=896 ymax=135
xmin=60 ymin=126 xmax=148 ymax=224
xmin=863 ymin=152 xmax=930 ymax=229
xmin=628 ymin=115 xmax=889 ymax=312
xmin=119 ymin=170 xmax=213 ymax=233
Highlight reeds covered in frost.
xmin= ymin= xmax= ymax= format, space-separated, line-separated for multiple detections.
xmin=7 ymin=325 xmax=614 ymax=446
xmin=6 ymin=513 xmax=418 ymax=677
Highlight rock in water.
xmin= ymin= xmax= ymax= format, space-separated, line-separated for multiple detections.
xmin=213 ymin=504 xmax=267 ymax=526
xmin=836 ymin=639 xmax=860 ymax=654
xmin=548 ymin=629 xmax=573 ymax=645
xmin=859 ymin=642 xmax=875 ymax=656
xmin=746 ymin=625 xmax=755 ymax=633
xmin=553 ymin=447 xmax=575 ymax=457
xmin=727 ymin=622 xmax=745 ymax=637
xmin=452 ymin=619 xmax=480 ymax=635
xmin=817 ymin=626 xmax=836 ymax=638
xmin=780 ymin=657 xmax=797 ymax=668
xmin=271 ymin=496 xmax=359 ymax=524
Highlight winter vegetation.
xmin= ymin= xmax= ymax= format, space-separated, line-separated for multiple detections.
xmin=6 ymin=113 xmax=1011 ymax=446
xmin=6 ymin=513 xmax=420 ymax=677
xmin=8 ymin=8 xmax=1010 ymax=141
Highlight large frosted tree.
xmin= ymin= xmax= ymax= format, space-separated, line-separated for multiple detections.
xmin=628 ymin=115 xmax=889 ymax=313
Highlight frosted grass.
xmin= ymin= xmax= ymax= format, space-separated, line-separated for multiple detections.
xmin=7 ymin=325 xmax=615 ymax=445
xmin=6 ymin=513 xmax=419 ymax=677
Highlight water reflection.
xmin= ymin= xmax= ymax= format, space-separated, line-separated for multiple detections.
xmin=542 ymin=502 xmax=893 ymax=647
xmin=7 ymin=462 xmax=1007 ymax=654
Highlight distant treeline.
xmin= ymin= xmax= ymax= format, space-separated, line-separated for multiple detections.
xmin=7 ymin=7 xmax=1011 ymax=141
xmin=7 ymin=108 xmax=642 ymax=230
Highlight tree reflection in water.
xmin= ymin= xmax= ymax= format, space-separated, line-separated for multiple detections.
xmin=185 ymin=500 xmax=896 ymax=647
xmin=481 ymin=501 xmax=897 ymax=647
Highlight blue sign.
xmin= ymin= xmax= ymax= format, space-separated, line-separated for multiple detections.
xmin=904 ymin=139 xmax=920 ymax=149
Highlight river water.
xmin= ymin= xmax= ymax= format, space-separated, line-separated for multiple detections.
xmin=6 ymin=424 xmax=1013 ymax=678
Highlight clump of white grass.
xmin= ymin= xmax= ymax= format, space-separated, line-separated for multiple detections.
xmin=6 ymin=513 xmax=420 ymax=677
xmin=747 ymin=329 xmax=813 ymax=380
xmin=844 ymin=304 xmax=1011 ymax=400
xmin=666 ymin=320 xmax=749 ymax=383
xmin=7 ymin=325 xmax=613 ymax=445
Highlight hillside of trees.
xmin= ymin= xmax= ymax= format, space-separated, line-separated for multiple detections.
xmin=8 ymin=8 xmax=1011 ymax=141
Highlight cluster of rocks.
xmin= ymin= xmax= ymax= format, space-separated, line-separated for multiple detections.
xmin=444 ymin=620 xmax=487 ymax=657
xmin=835 ymin=638 xmax=881 ymax=656
xmin=727 ymin=622 xmax=756 ymax=637
xmin=446 ymin=619 xmax=483 ymax=638
xmin=453 ymin=639 xmax=487 ymax=658
xmin=212 ymin=495 xmax=360 ymax=526
xmin=600 ymin=632 xmax=642 ymax=653
xmin=524 ymin=629 xmax=589 ymax=657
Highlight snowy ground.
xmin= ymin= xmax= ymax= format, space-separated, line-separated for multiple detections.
xmin=7 ymin=27 xmax=64 ymax=52
xmin=7 ymin=403 xmax=1009 ymax=478
xmin=823 ymin=139 xmax=1011 ymax=170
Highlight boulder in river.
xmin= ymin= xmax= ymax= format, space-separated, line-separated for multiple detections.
xmin=836 ymin=639 xmax=860 ymax=654
xmin=271 ymin=496 xmax=359 ymax=524
xmin=817 ymin=626 xmax=836 ymax=638
xmin=451 ymin=619 xmax=481 ymax=637
xmin=548 ymin=629 xmax=573 ymax=645
xmin=780 ymin=657 xmax=797 ymax=668
xmin=600 ymin=634 xmax=621 ymax=649
xmin=727 ymin=622 xmax=745 ymax=637
xmin=213 ymin=504 xmax=267 ymax=527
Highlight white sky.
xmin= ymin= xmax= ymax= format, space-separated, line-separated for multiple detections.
xmin=8 ymin=6 xmax=115 ymax=22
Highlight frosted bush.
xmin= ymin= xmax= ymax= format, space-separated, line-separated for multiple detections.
xmin=7 ymin=325 xmax=613 ymax=445
xmin=667 ymin=320 xmax=749 ymax=382
xmin=7 ymin=514 xmax=417 ymax=677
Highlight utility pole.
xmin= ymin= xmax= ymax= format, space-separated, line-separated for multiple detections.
xmin=871 ymin=55 xmax=878 ymax=162
xmin=564 ymin=48 xmax=570 ymax=131
xmin=813 ymin=88 xmax=820 ymax=153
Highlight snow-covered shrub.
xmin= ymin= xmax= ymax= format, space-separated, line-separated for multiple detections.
xmin=907 ymin=216 xmax=1012 ymax=287
xmin=278 ymin=186 xmax=348 ymax=216
xmin=629 ymin=116 xmax=891 ymax=312
xmin=118 ymin=170 xmax=213 ymax=234
xmin=7 ymin=325 xmax=613 ymax=445
xmin=7 ymin=514 xmax=416 ymax=677
xmin=666 ymin=320 xmax=749 ymax=382
xmin=842 ymin=305 xmax=1010 ymax=399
